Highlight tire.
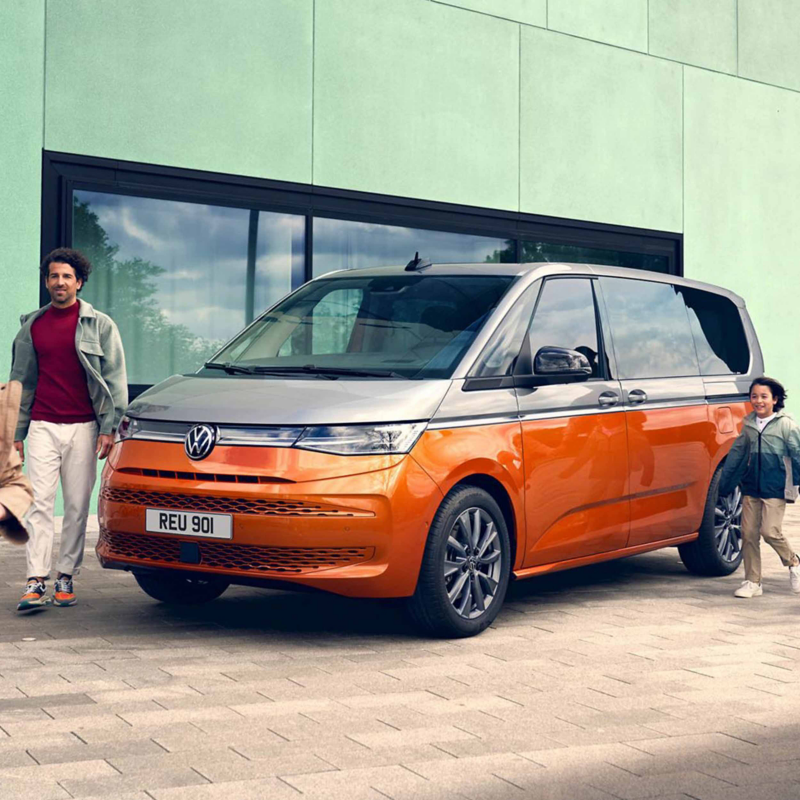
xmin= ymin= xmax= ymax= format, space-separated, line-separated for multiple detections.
xmin=134 ymin=571 xmax=230 ymax=604
xmin=679 ymin=466 xmax=743 ymax=576
xmin=407 ymin=485 xmax=511 ymax=638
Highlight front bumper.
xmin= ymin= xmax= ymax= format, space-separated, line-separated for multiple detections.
xmin=97 ymin=440 xmax=443 ymax=598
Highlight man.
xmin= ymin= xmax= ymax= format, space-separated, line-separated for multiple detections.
xmin=0 ymin=381 xmax=34 ymax=545
xmin=10 ymin=248 xmax=127 ymax=610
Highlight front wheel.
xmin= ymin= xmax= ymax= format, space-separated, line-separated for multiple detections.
xmin=134 ymin=571 xmax=230 ymax=604
xmin=407 ymin=485 xmax=511 ymax=638
xmin=679 ymin=467 xmax=743 ymax=576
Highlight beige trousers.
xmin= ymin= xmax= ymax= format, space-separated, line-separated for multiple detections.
xmin=25 ymin=420 xmax=98 ymax=579
xmin=741 ymin=495 xmax=797 ymax=583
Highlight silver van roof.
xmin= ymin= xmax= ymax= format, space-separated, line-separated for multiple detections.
xmin=314 ymin=262 xmax=746 ymax=308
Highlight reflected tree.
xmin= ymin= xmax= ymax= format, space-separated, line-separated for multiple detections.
xmin=73 ymin=199 xmax=225 ymax=384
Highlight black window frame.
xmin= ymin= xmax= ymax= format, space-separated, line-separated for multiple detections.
xmin=41 ymin=151 xmax=683 ymax=398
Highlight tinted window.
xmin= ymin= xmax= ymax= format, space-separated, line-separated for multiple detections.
xmin=600 ymin=278 xmax=699 ymax=379
xmin=527 ymin=279 xmax=602 ymax=379
xmin=680 ymin=288 xmax=749 ymax=375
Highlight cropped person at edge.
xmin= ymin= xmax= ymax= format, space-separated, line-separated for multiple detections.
xmin=10 ymin=248 xmax=128 ymax=610
xmin=719 ymin=377 xmax=800 ymax=598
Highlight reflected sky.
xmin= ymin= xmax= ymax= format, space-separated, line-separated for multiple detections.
xmin=312 ymin=217 xmax=511 ymax=276
xmin=601 ymin=278 xmax=700 ymax=379
xmin=74 ymin=191 xmax=304 ymax=342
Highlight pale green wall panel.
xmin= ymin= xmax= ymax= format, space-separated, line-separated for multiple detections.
xmin=739 ymin=0 xmax=800 ymax=92
xmin=314 ymin=0 xmax=519 ymax=210
xmin=520 ymin=27 xmax=682 ymax=231
xmin=684 ymin=67 xmax=800 ymax=393
xmin=431 ymin=0 xmax=546 ymax=27
xmin=649 ymin=0 xmax=736 ymax=74
xmin=0 ymin=0 xmax=44 ymax=379
xmin=45 ymin=0 xmax=313 ymax=182
xmin=548 ymin=0 xmax=648 ymax=52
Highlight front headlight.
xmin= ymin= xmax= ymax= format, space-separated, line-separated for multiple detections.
xmin=295 ymin=422 xmax=428 ymax=456
xmin=115 ymin=415 xmax=140 ymax=443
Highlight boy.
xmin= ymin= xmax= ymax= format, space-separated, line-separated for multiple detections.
xmin=719 ymin=376 xmax=800 ymax=598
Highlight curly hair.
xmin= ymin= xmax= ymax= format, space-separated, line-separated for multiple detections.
xmin=750 ymin=376 xmax=787 ymax=412
xmin=40 ymin=248 xmax=92 ymax=291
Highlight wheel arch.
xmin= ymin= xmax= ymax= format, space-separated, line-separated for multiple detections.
xmin=455 ymin=473 xmax=520 ymax=570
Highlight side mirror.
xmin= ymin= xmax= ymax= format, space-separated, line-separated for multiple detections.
xmin=515 ymin=346 xmax=593 ymax=388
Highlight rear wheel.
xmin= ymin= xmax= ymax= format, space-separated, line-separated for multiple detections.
xmin=134 ymin=571 xmax=230 ymax=604
xmin=407 ymin=485 xmax=511 ymax=638
xmin=679 ymin=467 xmax=743 ymax=576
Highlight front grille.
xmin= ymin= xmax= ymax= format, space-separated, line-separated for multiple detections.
xmin=99 ymin=529 xmax=374 ymax=574
xmin=101 ymin=487 xmax=373 ymax=517
xmin=117 ymin=468 xmax=293 ymax=484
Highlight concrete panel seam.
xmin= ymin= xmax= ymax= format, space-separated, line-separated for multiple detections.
xmin=312 ymin=0 xmax=316 ymax=185
xmin=517 ymin=23 xmax=521 ymax=214
xmin=735 ymin=0 xmax=739 ymax=76
xmin=536 ymin=25 xmax=800 ymax=99
xmin=430 ymin=1 xmax=547 ymax=29
xmin=42 ymin=0 xmax=47 ymax=147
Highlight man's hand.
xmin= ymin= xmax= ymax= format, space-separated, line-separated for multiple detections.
xmin=96 ymin=434 xmax=114 ymax=460
xmin=13 ymin=441 xmax=24 ymax=465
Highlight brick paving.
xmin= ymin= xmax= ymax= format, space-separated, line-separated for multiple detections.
xmin=2 ymin=511 xmax=800 ymax=800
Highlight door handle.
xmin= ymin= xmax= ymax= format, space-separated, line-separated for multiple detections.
xmin=628 ymin=389 xmax=648 ymax=405
xmin=598 ymin=391 xmax=620 ymax=407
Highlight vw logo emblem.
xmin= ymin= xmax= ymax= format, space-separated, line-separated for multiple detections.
xmin=185 ymin=424 xmax=217 ymax=461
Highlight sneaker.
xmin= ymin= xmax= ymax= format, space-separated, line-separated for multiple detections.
xmin=53 ymin=577 xmax=76 ymax=607
xmin=17 ymin=579 xmax=48 ymax=610
xmin=734 ymin=580 xmax=763 ymax=598
xmin=790 ymin=556 xmax=800 ymax=594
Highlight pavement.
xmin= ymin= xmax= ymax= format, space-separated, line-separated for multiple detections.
xmin=2 ymin=512 xmax=800 ymax=800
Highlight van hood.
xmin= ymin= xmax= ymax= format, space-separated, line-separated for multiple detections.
xmin=126 ymin=374 xmax=450 ymax=426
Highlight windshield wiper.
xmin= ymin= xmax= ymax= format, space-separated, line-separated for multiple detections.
xmin=251 ymin=365 xmax=405 ymax=379
xmin=203 ymin=362 xmax=255 ymax=375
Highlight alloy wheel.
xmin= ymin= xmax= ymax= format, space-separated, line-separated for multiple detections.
xmin=715 ymin=486 xmax=743 ymax=563
xmin=444 ymin=507 xmax=503 ymax=620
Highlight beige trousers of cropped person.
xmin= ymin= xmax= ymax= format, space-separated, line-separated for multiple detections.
xmin=741 ymin=495 xmax=797 ymax=584
xmin=25 ymin=420 xmax=98 ymax=579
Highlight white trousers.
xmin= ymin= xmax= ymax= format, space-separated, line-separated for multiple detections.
xmin=25 ymin=420 xmax=98 ymax=579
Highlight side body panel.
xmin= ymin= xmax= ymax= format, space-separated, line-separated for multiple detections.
xmin=621 ymin=377 xmax=712 ymax=546
xmin=517 ymin=384 xmax=629 ymax=566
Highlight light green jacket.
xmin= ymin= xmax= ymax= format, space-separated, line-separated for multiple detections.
xmin=9 ymin=300 xmax=128 ymax=440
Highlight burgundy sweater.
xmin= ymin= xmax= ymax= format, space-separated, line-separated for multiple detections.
xmin=30 ymin=302 xmax=96 ymax=424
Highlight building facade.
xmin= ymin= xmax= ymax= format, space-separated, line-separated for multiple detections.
xmin=2 ymin=0 xmax=799 ymax=396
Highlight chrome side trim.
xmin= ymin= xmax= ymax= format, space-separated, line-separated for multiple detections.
xmin=706 ymin=393 xmax=750 ymax=405
xmin=518 ymin=406 xmax=623 ymax=423
xmin=428 ymin=414 xmax=520 ymax=430
xmin=624 ymin=398 xmax=706 ymax=411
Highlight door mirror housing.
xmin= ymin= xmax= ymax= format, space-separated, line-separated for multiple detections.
xmin=514 ymin=346 xmax=593 ymax=388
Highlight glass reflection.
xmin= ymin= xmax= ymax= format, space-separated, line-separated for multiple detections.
xmin=521 ymin=241 xmax=669 ymax=273
xmin=72 ymin=191 xmax=304 ymax=385
xmin=312 ymin=217 xmax=513 ymax=277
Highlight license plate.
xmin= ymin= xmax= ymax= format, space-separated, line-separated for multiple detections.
xmin=145 ymin=509 xmax=232 ymax=540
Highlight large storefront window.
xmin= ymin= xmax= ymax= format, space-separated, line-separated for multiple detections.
xmin=72 ymin=191 xmax=304 ymax=386
xmin=313 ymin=218 xmax=513 ymax=277
xmin=47 ymin=153 xmax=681 ymax=394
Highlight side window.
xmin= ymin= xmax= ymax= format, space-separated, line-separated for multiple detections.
xmin=600 ymin=277 xmax=699 ymax=379
xmin=470 ymin=283 xmax=539 ymax=378
xmin=680 ymin=287 xmax=750 ymax=375
xmin=527 ymin=278 xmax=603 ymax=379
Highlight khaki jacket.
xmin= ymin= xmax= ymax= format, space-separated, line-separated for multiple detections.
xmin=0 ymin=381 xmax=34 ymax=544
xmin=10 ymin=299 xmax=128 ymax=439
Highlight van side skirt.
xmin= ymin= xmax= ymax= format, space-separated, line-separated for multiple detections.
xmin=512 ymin=532 xmax=699 ymax=580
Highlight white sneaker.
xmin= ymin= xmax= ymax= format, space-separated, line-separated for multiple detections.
xmin=789 ymin=557 xmax=800 ymax=594
xmin=734 ymin=580 xmax=763 ymax=598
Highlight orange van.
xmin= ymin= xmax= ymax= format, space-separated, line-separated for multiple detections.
xmin=98 ymin=262 xmax=757 ymax=636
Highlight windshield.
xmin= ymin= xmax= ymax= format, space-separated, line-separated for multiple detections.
xmin=205 ymin=273 xmax=514 ymax=380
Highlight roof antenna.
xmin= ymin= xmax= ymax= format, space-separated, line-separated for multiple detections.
xmin=405 ymin=251 xmax=432 ymax=271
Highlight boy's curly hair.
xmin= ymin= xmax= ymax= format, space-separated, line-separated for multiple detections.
xmin=40 ymin=248 xmax=92 ymax=292
xmin=750 ymin=376 xmax=787 ymax=412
